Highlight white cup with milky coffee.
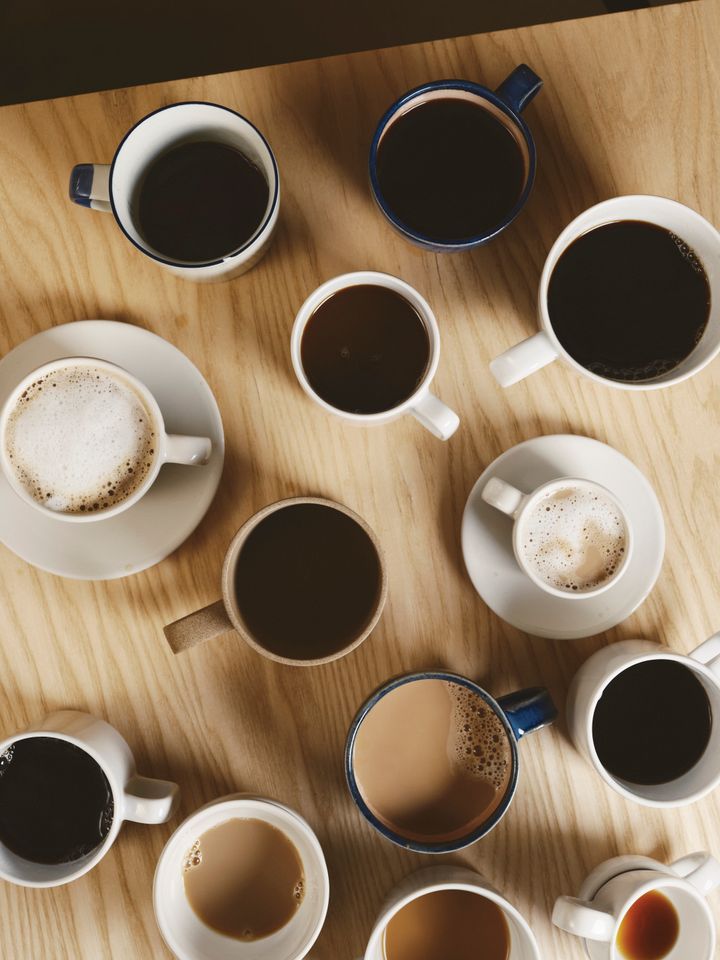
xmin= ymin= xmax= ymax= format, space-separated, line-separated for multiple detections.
xmin=0 ymin=356 xmax=211 ymax=522
xmin=480 ymin=475 xmax=633 ymax=599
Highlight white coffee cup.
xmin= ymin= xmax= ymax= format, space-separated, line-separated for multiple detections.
xmin=567 ymin=635 xmax=720 ymax=805
xmin=69 ymin=101 xmax=280 ymax=282
xmin=0 ymin=709 xmax=179 ymax=888
xmin=553 ymin=851 xmax=720 ymax=960
xmin=480 ymin=475 xmax=633 ymax=599
xmin=491 ymin=195 xmax=720 ymax=389
xmin=290 ymin=271 xmax=460 ymax=440
xmin=0 ymin=356 xmax=212 ymax=523
xmin=361 ymin=865 xmax=540 ymax=960
xmin=154 ymin=794 xmax=329 ymax=960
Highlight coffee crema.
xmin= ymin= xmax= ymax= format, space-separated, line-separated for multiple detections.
xmin=616 ymin=890 xmax=679 ymax=960
xmin=352 ymin=679 xmax=512 ymax=844
xmin=183 ymin=818 xmax=305 ymax=941
xmin=4 ymin=364 xmax=157 ymax=515
xmin=521 ymin=486 xmax=627 ymax=592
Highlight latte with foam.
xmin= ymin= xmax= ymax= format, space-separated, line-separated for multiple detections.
xmin=3 ymin=363 xmax=157 ymax=515
xmin=520 ymin=485 xmax=627 ymax=593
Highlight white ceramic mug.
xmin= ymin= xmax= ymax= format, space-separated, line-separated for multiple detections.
xmin=0 ymin=709 xmax=179 ymax=888
xmin=491 ymin=195 xmax=720 ymax=389
xmin=69 ymin=101 xmax=280 ymax=282
xmin=154 ymin=794 xmax=329 ymax=960
xmin=0 ymin=356 xmax=211 ymax=522
xmin=480 ymin=475 xmax=633 ymax=599
xmin=553 ymin=852 xmax=720 ymax=960
xmin=361 ymin=865 xmax=540 ymax=959
xmin=567 ymin=635 xmax=720 ymax=805
xmin=291 ymin=271 xmax=460 ymax=440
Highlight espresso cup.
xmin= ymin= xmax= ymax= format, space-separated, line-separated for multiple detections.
xmin=553 ymin=852 xmax=720 ymax=960
xmin=361 ymin=866 xmax=540 ymax=960
xmin=154 ymin=794 xmax=329 ymax=960
xmin=369 ymin=65 xmax=542 ymax=251
xmin=291 ymin=272 xmax=460 ymax=440
xmin=567 ymin=635 xmax=720 ymax=806
xmin=491 ymin=195 xmax=720 ymax=388
xmin=0 ymin=709 xmax=178 ymax=887
xmin=69 ymin=101 xmax=279 ymax=282
xmin=0 ymin=356 xmax=211 ymax=523
xmin=164 ymin=496 xmax=387 ymax=664
xmin=480 ymin=476 xmax=633 ymax=599
xmin=345 ymin=671 xmax=556 ymax=852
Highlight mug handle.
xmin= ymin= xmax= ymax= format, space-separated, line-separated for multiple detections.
xmin=689 ymin=631 xmax=720 ymax=678
xmin=69 ymin=163 xmax=112 ymax=212
xmin=480 ymin=476 xmax=528 ymax=518
xmin=497 ymin=687 xmax=557 ymax=739
xmin=124 ymin=775 xmax=179 ymax=824
xmin=552 ymin=897 xmax=615 ymax=942
xmin=409 ymin=392 xmax=460 ymax=440
xmin=495 ymin=64 xmax=543 ymax=114
xmin=490 ymin=330 xmax=559 ymax=387
xmin=164 ymin=434 xmax=212 ymax=466
xmin=671 ymin=852 xmax=720 ymax=897
xmin=164 ymin=600 xmax=234 ymax=654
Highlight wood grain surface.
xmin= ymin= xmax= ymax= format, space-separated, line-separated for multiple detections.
xmin=0 ymin=2 xmax=719 ymax=957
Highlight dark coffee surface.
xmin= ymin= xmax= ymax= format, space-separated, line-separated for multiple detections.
xmin=375 ymin=97 xmax=526 ymax=242
xmin=592 ymin=660 xmax=712 ymax=785
xmin=548 ymin=220 xmax=710 ymax=382
xmin=0 ymin=737 xmax=113 ymax=864
xmin=234 ymin=503 xmax=382 ymax=660
xmin=301 ymin=285 xmax=430 ymax=414
xmin=617 ymin=890 xmax=679 ymax=960
xmin=137 ymin=141 xmax=269 ymax=262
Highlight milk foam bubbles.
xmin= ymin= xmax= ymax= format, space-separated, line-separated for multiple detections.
xmin=4 ymin=364 xmax=157 ymax=514
xmin=521 ymin=485 xmax=627 ymax=592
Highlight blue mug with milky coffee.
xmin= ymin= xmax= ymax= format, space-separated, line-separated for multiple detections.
xmin=345 ymin=671 xmax=556 ymax=853
xmin=369 ymin=65 xmax=542 ymax=252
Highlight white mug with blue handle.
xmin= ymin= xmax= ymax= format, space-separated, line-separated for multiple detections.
xmin=69 ymin=101 xmax=280 ymax=282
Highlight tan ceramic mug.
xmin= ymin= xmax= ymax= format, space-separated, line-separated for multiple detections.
xmin=164 ymin=496 xmax=387 ymax=664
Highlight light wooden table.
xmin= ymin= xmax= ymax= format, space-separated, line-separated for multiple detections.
xmin=0 ymin=1 xmax=719 ymax=956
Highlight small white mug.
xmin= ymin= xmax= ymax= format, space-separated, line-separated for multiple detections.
xmin=480 ymin=476 xmax=633 ymax=599
xmin=0 ymin=356 xmax=212 ymax=522
xmin=0 ymin=709 xmax=179 ymax=888
xmin=290 ymin=271 xmax=460 ymax=440
xmin=361 ymin=865 xmax=540 ymax=960
xmin=69 ymin=101 xmax=280 ymax=282
xmin=553 ymin=852 xmax=720 ymax=960
xmin=567 ymin=635 xmax=720 ymax=806
xmin=491 ymin=195 xmax=720 ymax=389
xmin=154 ymin=794 xmax=329 ymax=960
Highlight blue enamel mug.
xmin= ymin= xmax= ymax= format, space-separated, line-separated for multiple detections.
xmin=345 ymin=671 xmax=556 ymax=853
xmin=369 ymin=65 xmax=542 ymax=252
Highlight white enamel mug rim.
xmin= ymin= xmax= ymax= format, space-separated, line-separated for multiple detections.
xmin=290 ymin=271 xmax=444 ymax=425
xmin=108 ymin=101 xmax=280 ymax=269
xmin=153 ymin=794 xmax=330 ymax=960
xmin=0 ymin=355 xmax=198 ymax=523
xmin=584 ymin=649 xmax=720 ymax=806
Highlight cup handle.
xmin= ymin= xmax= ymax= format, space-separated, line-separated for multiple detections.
xmin=480 ymin=477 xmax=528 ymax=518
xmin=164 ymin=434 xmax=212 ymax=466
xmin=552 ymin=896 xmax=615 ymax=942
xmin=495 ymin=64 xmax=543 ymax=113
xmin=689 ymin=632 xmax=720 ymax=678
xmin=671 ymin=852 xmax=720 ymax=897
xmin=490 ymin=330 xmax=559 ymax=387
xmin=497 ymin=687 xmax=557 ymax=740
xmin=123 ymin=775 xmax=179 ymax=824
xmin=164 ymin=599 xmax=233 ymax=654
xmin=409 ymin=391 xmax=460 ymax=440
xmin=69 ymin=163 xmax=112 ymax=212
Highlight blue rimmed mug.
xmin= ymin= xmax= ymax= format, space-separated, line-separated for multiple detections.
xmin=345 ymin=671 xmax=556 ymax=853
xmin=369 ymin=65 xmax=542 ymax=252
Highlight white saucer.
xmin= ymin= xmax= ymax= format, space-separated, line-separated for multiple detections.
xmin=461 ymin=435 xmax=664 ymax=640
xmin=0 ymin=321 xmax=224 ymax=580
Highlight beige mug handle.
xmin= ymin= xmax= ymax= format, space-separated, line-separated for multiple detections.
xmin=164 ymin=600 xmax=233 ymax=654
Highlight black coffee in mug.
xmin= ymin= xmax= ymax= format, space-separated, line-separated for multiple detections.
xmin=548 ymin=220 xmax=711 ymax=382
xmin=592 ymin=660 xmax=712 ymax=785
xmin=137 ymin=141 xmax=269 ymax=262
xmin=375 ymin=97 xmax=526 ymax=242
xmin=300 ymin=284 xmax=430 ymax=414
xmin=0 ymin=737 xmax=114 ymax=864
